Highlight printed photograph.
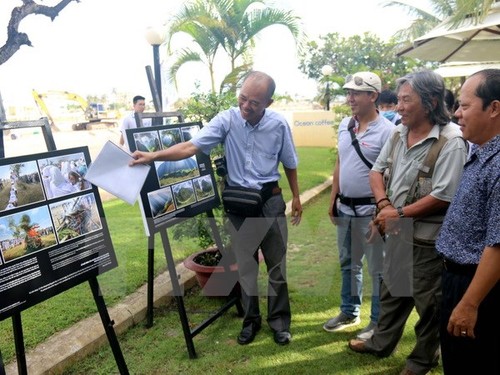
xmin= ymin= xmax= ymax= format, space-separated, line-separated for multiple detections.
xmin=49 ymin=193 xmax=102 ymax=243
xmin=192 ymin=175 xmax=215 ymax=201
xmin=159 ymin=128 xmax=182 ymax=149
xmin=180 ymin=125 xmax=200 ymax=142
xmin=38 ymin=152 xmax=91 ymax=199
xmin=155 ymin=156 xmax=200 ymax=187
xmin=0 ymin=161 xmax=44 ymax=211
xmin=0 ymin=206 xmax=56 ymax=262
xmin=133 ymin=131 xmax=161 ymax=152
xmin=172 ymin=180 xmax=196 ymax=209
xmin=148 ymin=187 xmax=176 ymax=219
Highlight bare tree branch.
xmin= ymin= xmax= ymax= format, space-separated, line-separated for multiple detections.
xmin=0 ymin=0 xmax=80 ymax=65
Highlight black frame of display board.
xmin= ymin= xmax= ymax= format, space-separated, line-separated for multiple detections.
xmin=127 ymin=113 xmax=242 ymax=359
xmin=0 ymin=118 xmax=128 ymax=375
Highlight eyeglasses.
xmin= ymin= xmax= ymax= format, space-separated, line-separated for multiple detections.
xmin=345 ymin=75 xmax=378 ymax=92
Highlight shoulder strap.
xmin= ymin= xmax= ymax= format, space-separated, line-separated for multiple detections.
xmin=384 ymin=130 xmax=401 ymax=195
xmin=405 ymin=128 xmax=449 ymax=206
xmin=347 ymin=117 xmax=373 ymax=169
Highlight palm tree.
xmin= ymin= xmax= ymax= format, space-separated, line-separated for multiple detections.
xmin=167 ymin=0 xmax=302 ymax=93
xmin=383 ymin=0 xmax=497 ymax=41
xmin=167 ymin=0 xmax=223 ymax=93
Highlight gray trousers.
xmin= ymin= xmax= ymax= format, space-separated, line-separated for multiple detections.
xmin=365 ymin=237 xmax=442 ymax=375
xmin=226 ymin=193 xmax=291 ymax=332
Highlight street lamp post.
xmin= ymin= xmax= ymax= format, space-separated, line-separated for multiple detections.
xmin=145 ymin=27 xmax=167 ymax=111
xmin=321 ymin=64 xmax=333 ymax=111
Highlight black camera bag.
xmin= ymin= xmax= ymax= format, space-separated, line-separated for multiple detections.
xmin=221 ymin=186 xmax=263 ymax=217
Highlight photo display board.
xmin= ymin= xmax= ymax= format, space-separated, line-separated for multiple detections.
xmin=127 ymin=122 xmax=220 ymax=234
xmin=0 ymin=147 xmax=117 ymax=321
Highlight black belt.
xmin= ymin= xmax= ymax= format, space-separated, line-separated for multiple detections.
xmin=442 ymin=258 xmax=477 ymax=277
xmin=338 ymin=195 xmax=375 ymax=206
xmin=262 ymin=181 xmax=278 ymax=189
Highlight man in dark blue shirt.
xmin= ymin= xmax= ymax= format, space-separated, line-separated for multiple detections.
xmin=436 ymin=69 xmax=500 ymax=374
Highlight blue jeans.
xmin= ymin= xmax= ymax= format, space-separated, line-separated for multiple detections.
xmin=336 ymin=211 xmax=384 ymax=322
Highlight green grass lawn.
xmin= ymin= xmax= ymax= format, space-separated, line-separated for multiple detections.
xmin=0 ymin=147 xmax=334 ymax=364
xmin=63 ymin=190 xmax=440 ymax=375
xmin=0 ymin=146 xmax=441 ymax=374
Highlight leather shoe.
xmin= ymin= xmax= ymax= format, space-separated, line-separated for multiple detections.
xmin=237 ymin=322 xmax=261 ymax=345
xmin=348 ymin=338 xmax=370 ymax=353
xmin=273 ymin=330 xmax=291 ymax=345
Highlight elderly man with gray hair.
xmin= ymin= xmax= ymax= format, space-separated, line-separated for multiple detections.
xmin=348 ymin=70 xmax=468 ymax=375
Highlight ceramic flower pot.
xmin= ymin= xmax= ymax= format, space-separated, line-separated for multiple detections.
xmin=183 ymin=247 xmax=239 ymax=297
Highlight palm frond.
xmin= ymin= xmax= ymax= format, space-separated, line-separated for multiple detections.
xmin=382 ymin=0 xmax=443 ymax=22
xmin=219 ymin=63 xmax=253 ymax=93
xmin=168 ymin=49 xmax=204 ymax=89
xmin=445 ymin=0 xmax=496 ymax=27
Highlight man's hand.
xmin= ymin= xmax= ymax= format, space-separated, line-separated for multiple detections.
xmin=328 ymin=206 xmax=338 ymax=225
xmin=365 ymin=219 xmax=384 ymax=243
xmin=129 ymin=151 xmax=155 ymax=166
xmin=373 ymin=205 xmax=399 ymax=234
xmin=290 ymin=197 xmax=302 ymax=225
xmin=447 ymin=300 xmax=478 ymax=339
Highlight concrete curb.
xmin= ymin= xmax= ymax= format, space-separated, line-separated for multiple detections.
xmin=6 ymin=178 xmax=332 ymax=374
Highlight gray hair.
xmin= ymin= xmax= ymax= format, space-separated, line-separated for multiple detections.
xmin=396 ymin=70 xmax=450 ymax=126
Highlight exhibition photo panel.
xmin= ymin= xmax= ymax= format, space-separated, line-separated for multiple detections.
xmin=0 ymin=147 xmax=117 ymax=321
xmin=126 ymin=121 xmax=219 ymax=234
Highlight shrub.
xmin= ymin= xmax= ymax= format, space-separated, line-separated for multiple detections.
xmin=176 ymin=90 xmax=237 ymax=125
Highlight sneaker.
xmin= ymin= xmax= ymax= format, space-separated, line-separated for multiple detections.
xmin=323 ymin=312 xmax=361 ymax=332
xmin=356 ymin=321 xmax=377 ymax=341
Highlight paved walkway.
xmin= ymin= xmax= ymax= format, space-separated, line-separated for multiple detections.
xmin=5 ymin=178 xmax=333 ymax=374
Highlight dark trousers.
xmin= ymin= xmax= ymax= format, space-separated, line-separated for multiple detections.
xmin=365 ymin=237 xmax=442 ymax=375
xmin=440 ymin=269 xmax=500 ymax=374
xmin=227 ymin=193 xmax=291 ymax=332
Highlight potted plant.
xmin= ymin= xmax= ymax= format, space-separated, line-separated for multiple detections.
xmin=173 ymin=206 xmax=241 ymax=296
xmin=183 ymin=244 xmax=240 ymax=296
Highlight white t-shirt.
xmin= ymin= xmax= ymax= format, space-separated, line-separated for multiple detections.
xmin=120 ymin=112 xmax=152 ymax=151
xmin=337 ymin=115 xmax=394 ymax=216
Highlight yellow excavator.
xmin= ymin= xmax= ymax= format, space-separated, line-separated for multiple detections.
xmin=32 ymin=89 xmax=118 ymax=131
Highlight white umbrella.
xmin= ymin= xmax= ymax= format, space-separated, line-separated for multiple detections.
xmin=434 ymin=61 xmax=500 ymax=77
xmin=397 ymin=7 xmax=500 ymax=63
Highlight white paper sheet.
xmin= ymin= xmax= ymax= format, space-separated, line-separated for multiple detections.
xmin=85 ymin=141 xmax=150 ymax=205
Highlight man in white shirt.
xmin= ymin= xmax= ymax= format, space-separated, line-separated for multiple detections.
xmin=324 ymin=72 xmax=393 ymax=340
xmin=119 ymin=95 xmax=152 ymax=151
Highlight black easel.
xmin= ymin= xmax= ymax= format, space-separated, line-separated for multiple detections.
xmin=138 ymin=65 xmax=243 ymax=356
xmin=0 ymin=349 xmax=4 ymax=375
xmin=131 ymin=110 xmax=185 ymax=329
xmin=0 ymin=118 xmax=56 ymax=158
xmin=129 ymin=114 xmax=243 ymax=359
xmin=0 ymin=118 xmax=129 ymax=374
xmin=149 ymin=211 xmax=243 ymax=359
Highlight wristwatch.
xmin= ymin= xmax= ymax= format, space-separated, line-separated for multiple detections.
xmin=397 ymin=206 xmax=405 ymax=218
